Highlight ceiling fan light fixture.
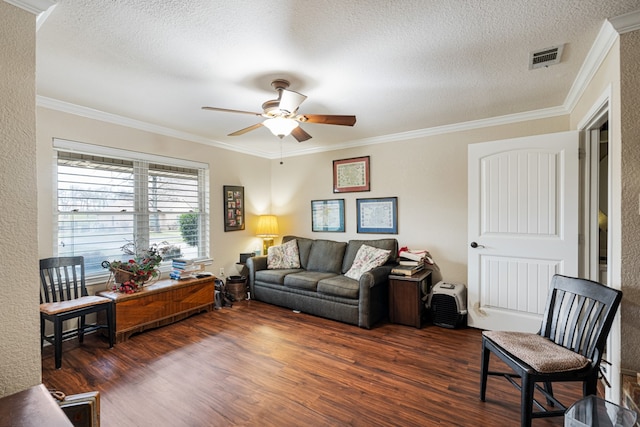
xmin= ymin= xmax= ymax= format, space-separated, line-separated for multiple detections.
xmin=263 ymin=117 xmax=298 ymax=138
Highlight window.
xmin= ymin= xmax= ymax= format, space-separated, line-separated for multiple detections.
xmin=54 ymin=139 xmax=209 ymax=280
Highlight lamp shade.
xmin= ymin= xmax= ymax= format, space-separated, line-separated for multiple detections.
xmin=256 ymin=215 xmax=279 ymax=237
xmin=263 ymin=117 xmax=298 ymax=138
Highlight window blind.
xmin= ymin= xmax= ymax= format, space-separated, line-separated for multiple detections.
xmin=55 ymin=149 xmax=209 ymax=279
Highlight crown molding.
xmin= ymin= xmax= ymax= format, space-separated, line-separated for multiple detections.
xmin=563 ymin=10 xmax=640 ymax=114
xmin=266 ymin=105 xmax=568 ymax=159
xmin=563 ymin=21 xmax=619 ymax=114
xmin=38 ymin=95 xmax=568 ymax=160
xmin=35 ymin=1 xmax=55 ymax=31
xmin=36 ymin=96 xmax=275 ymax=159
xmin=609 ymin=9 xmax=640 ymax=34
xmin=30 ymin=7 xmax=640 ymax=161
xmin=4 ymin=0 xmax=55 ymax=15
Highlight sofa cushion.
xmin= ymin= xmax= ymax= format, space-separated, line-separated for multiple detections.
xmin=283 ymin=236 xmax=314 ymax=269
xmin=256 ymin=268 xmax=302 ymax=285
xmin=284 ymin=271 xmax=337 ymax=291
xmin=306 ymin=239 xmax=347 ymax=273
xmin=267 ymin=239 xmax=301 ymax=269
xmin=317 ymin=275 xmax=360 ymax=299
xmin=342 ymin=238 xmax=399 ymax=274
xmin=344 ymin=244 xmax=391 ymax=280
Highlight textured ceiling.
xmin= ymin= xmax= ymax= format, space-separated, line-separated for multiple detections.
xmin=35 ymin=0 xmax=640 ymax=158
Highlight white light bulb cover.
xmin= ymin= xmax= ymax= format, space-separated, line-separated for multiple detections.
xmin=263 ymin=117 xmax=298 ymax=138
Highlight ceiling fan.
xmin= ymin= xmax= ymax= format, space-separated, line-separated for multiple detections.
xmin=202 ymin=79 xmax=356 ymax=142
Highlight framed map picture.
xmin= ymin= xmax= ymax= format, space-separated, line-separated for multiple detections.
xmin=311 ymin=199 xmax=345 ymax=232
xmin=223 ymin=185 xmax=245 ymax=232
xmin=333 ymin=156 xmax=370 ymax=193
xmin=356 ymin=197 xmax=398 ymax=234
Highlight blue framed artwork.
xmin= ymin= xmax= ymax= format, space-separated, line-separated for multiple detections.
xmin=356 ymin=197 xmax=398 ymax=234
xmin=311 ymin=199 xmax=345 ymax=232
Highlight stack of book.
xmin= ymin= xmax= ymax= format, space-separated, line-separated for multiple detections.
xmin=391 ymin=249 xmax=433 ymax=276
xmin=391 ymin=263 xmax=424 ymax=276
xmin=170 ymin=257 xmax=208 ymax=280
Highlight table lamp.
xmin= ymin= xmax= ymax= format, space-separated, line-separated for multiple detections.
xmin=256 ymin=215 xmax=279 ymax=255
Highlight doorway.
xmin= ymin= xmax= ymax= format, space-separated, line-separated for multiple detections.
xmin=582 ymin=117 xmax=609 ymax=284
xmin=580 ymin=95 xmax=618 ymax=401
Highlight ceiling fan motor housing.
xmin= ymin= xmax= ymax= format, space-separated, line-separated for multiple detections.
xmin=201 ymin=78 xmax=356 ymax=142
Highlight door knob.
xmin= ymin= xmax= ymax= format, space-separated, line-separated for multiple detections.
xmin=470 ymin=242 xmax=485 ymax=248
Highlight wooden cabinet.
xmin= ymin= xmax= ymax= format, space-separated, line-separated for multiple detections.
xmin=388 ymin=270 xmax=432 ymax=328
xmin=98 ymin=276 xmax=215 ymax=343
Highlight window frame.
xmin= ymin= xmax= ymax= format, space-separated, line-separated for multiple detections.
xmin=53 ymin=138 xmax=210 ymax=283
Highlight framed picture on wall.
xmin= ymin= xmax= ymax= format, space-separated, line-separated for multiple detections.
xmin=356 ymin=197 xmax=398 ymax=234
xmin=223 ymin=185 xmax=245 ymax=232
xmin=311 ymin=199 xmax=345 ymax=232
xmin=333 ymin=156 xmax=370 ymax=193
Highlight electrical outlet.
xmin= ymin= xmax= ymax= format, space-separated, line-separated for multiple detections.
xmin=219 ymin=268 xmax=224 ymax=276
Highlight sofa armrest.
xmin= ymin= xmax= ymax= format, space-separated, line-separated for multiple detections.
xmin=360 ymin=265 xmax=394 ymax=288
xmin=357 ymin=264 xmax=394 ymax=328
xmin=246 ymin=256 xmax=267 ymax=294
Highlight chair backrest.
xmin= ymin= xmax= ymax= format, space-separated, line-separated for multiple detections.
xmin=40 ymin=256 xmax=88 ymax=304
xmin=540 ymin=274 xmax=622 ymax=367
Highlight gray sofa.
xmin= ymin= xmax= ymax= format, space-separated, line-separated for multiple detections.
xmin=246 ymin=235 xmax=398 ymax=328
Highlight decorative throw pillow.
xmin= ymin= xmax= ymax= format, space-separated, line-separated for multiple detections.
xmin=344 ymin=244 xmax=391 ymax=280
xmin=267 ymin=239 xmax=301 ymax=269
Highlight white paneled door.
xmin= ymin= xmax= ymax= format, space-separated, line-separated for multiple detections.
xmin=468 ymin=131 xmax=579 ymax=332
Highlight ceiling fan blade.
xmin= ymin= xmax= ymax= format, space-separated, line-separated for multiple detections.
xmin=278 ymin=89 xmax=307 ymax=114
xmin=202 ymin=106 xmax=262 ymax=116
xmin=228 ymin=122 xmax=263 ymax=136
xmin=291 ymin=126 xmax=312 ymax=142
xmin=299 ymin=114 xmax=357 ymax=126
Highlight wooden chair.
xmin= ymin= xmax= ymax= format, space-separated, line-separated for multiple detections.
xmin=40 ymin=256 xmax=115 ymax=369
xmin=480 ymin=274 xmax=622 ymax=427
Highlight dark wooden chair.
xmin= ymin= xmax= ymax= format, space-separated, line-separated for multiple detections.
xmin=40 ymin=256 xmax=115 ymax=369
xmin=480 ymin=274 xmax=622 ymax=427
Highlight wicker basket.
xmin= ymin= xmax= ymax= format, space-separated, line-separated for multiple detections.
xmin=226 ymin=276 xmax=247 ymax=301
xmin=113 ymin=268 xmax=135 ymax=284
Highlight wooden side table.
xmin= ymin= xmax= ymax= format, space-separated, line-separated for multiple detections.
xmin=388 ymin=270 xmax=432 ymax=328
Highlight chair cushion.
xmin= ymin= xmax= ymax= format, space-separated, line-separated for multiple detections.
xmin=40 ymin=295 xmax=111 ymax=315
xmin=344 ymin=244 xmax=391 ymax=280
xmin=483 ymin=331 xmax=590 ymax=373
xmin=267 ymin=239 xmax=301 ymax=269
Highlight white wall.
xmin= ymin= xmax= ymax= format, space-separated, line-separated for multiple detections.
xmin=35 ymin=107 xmax=570 ymax=290
xmin=0 ymin=2 xmax=42 ymax=397
xmin=270 ymin=116 xmax=569 ymax=284
xmin=568 ymin=27 xmax=640 ymax=375
xmin=36 ymin=108 xmax=272 ymax=286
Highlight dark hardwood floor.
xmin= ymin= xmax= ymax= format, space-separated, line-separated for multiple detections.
xmin=42 ymin=300 xmax=586 ymax=426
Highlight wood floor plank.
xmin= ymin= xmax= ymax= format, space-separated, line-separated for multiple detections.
xmin=42 ymin=300 xmax=589 ymax=426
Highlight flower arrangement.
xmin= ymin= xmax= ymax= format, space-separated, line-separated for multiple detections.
xmin=103 ymin=243 xmax=165 ymax=293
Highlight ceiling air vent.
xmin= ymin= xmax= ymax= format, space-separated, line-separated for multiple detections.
xmin=529 ymin=44 xmax=564 ymax=70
